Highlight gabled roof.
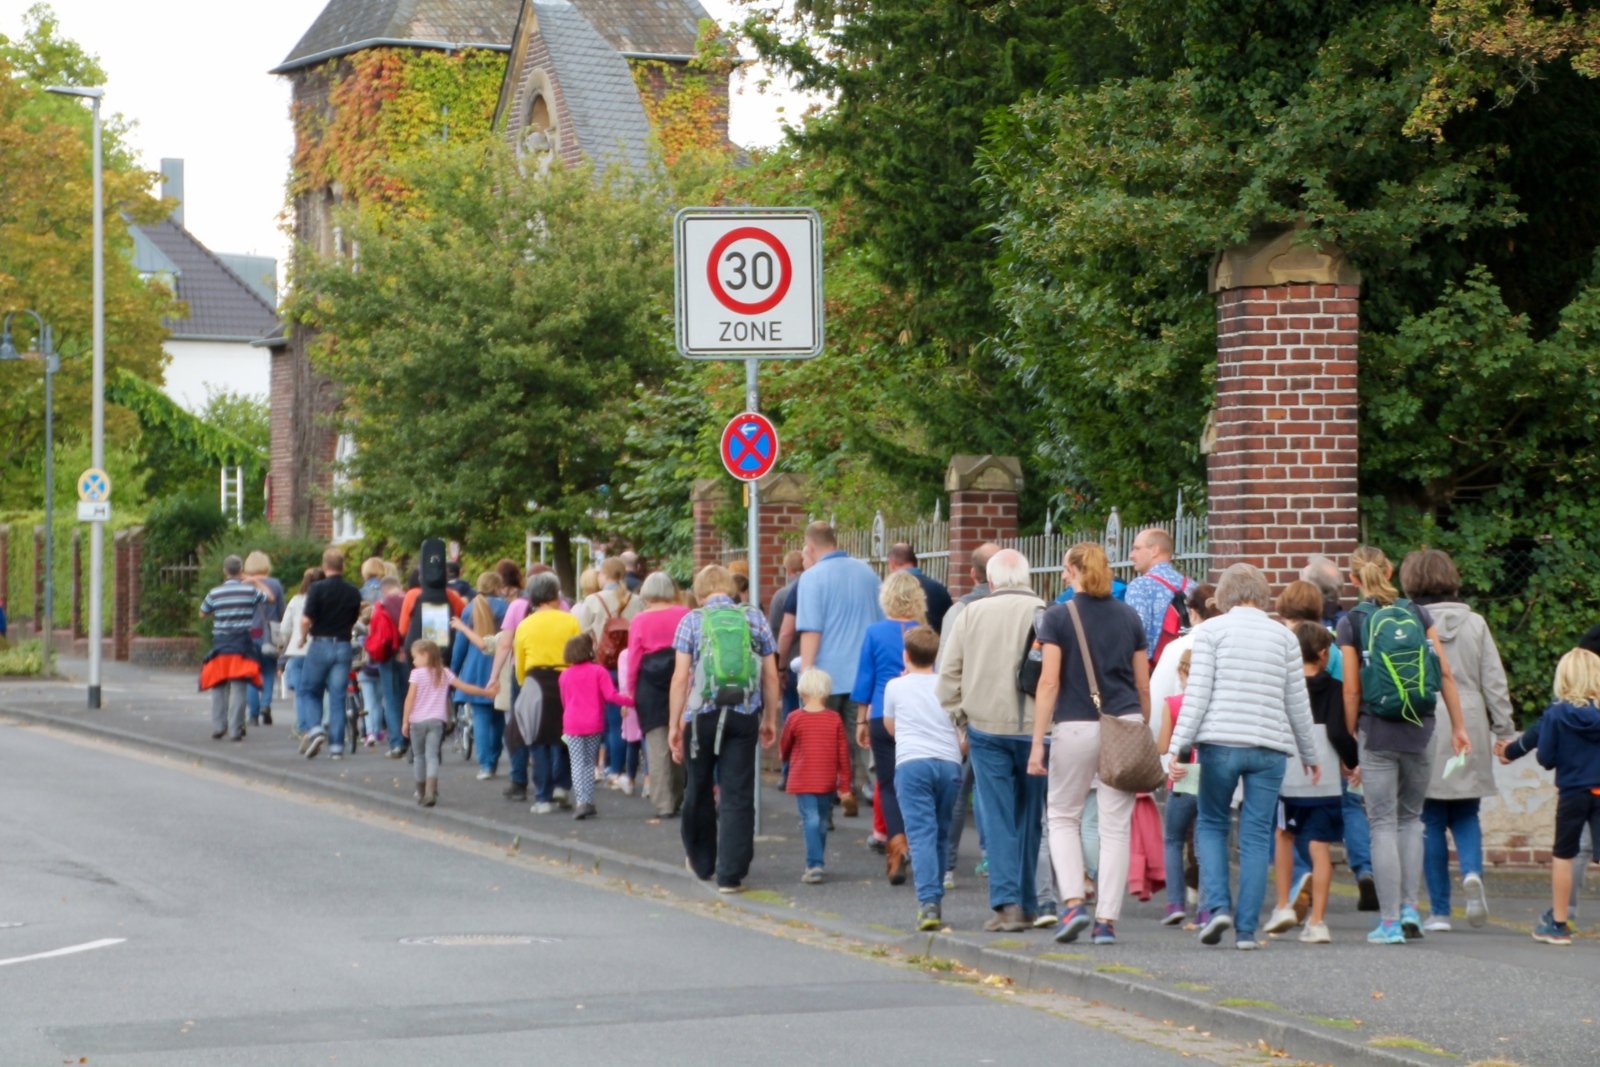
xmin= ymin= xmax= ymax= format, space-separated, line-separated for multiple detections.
xmin=131 ymin=219 xmax=280 ymax=342
xmin=569 ymin=0 xmax=714 ymax=58
xmin=272 ymin=0 xmax=522 ymax=74
xmin=537 ymin=1 xmax=653 ymax=172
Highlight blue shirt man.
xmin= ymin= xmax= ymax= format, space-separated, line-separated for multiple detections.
xmin=1124 ymin=527 xmax=1193 ymax=660
xmin=796 ymin=526 xmax=884 ymax=697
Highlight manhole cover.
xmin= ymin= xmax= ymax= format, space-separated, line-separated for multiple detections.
xmin=399 ymin=934 xmax=559 ymax=946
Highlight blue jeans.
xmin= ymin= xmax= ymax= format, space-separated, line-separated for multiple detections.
xmin=299 ymin=638 xmax=353 ymax=752
xmin=898 ymin=758 xmax=961 ymax=905
xmin=1164 ymin=792 xmax=1199 ymax=909
xmin=968 ymin=728 xmax=1046 ymax=913
xmin=284 ymin=656 xmax=304 ymax=699
xmin=1422 ymin=797 xmax=1483 ymax=917
xmin=473 ymin=705 xmax=505 ymax=774
xmin=1294 ymin=778 xmax=1373 ymax=882
xmin=532 ymin=743 xmax=571 ymax=803
xmin=377 ymin=659 xmax=406 ymax=747
xmin=796 ymin=793 xmax=833 ymax=868
xmin=1196 ymin=743 xmax=1286 ymax=941
xmin=947 ymin=759 xmax=976 ymax=873
xmin=356 ymin=672 xmax=381 ymax=735
xmin=604 ymin=699 xmax=626 ymax=777
xmin=248 ymin=649 xmax=277 ymax=719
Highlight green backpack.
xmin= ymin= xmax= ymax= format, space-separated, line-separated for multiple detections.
xmin=1353 ymin=599 xmax=1440 ymax=727
xmin=699 ymin=604 xmax=758 ymax=703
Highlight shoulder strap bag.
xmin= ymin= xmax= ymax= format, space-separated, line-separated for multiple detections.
xmin=1067 ymin=599 xmax=1167 ymax=794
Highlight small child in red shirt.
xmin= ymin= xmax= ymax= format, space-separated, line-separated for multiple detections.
xmin=780 ymin=667 xmax=853 ymax=884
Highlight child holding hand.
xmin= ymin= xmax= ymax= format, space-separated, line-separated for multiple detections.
xmin=558 ymin=634 xmax=634 ymax=820
xmin=403 ymin=639 xmax=492 ymax=808
xmin=781 ymin=668 xmax=853 ymax=885
xmin=1497 ymin=647 xmax=1600 ymax=945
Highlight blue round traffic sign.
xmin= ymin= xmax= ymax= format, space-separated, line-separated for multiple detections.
xmin=720 ymin=411 xmax=779 ymax=481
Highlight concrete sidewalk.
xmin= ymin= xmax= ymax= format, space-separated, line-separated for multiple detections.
xmin=3 ymin=659 xmax=1591 ymax=1067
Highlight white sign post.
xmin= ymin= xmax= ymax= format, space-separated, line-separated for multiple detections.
xmin=675 ymin=207 xmax=824 ymax=837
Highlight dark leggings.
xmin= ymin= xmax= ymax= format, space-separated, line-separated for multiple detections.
xmin=869 ymin=718 xmax=904 ymax=839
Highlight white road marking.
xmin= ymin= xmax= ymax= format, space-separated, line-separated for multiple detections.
xmin=0 ymin=938 xmax=125 ymax=968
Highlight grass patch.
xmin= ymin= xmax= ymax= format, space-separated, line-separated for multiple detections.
xmin=866 ymin=923 xmax=902 ymax=935
xmin=1039 ymin=952 xmax=1090 ymax=962
xmin=1370 ymin=1036 xmax=1452 ymax=1056
xmin=987 ymin=938 xmax=1026 ymax=949
xmin=1173 ymin=980 xmax=1212 ymax=992
xmin=906 ymin=955 xmax=959 ymax=972
xmin=0 ymin=640 xmax=44 ymax=676
xmin=1310 ymin=1016 xmax=1363 ymax=1031
xmin=1218 ymin=998 xmax=1280 ymax=1011
xmin=1094 ymin=963 xmax=1150 ymax=977
xmin=741 ymin=889 xmax=787 ymax=905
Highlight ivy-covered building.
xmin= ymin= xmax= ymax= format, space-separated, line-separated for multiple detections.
xmin=270 ymin=0 xmax=728 ymax=539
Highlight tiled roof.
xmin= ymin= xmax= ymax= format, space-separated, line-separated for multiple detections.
xmin=537 ymin=1 xmax=653 ymax=172
xmin=131 ymin=219 xmax=280 ymax=341
xmin=274 ymin=0 xmax=523 ymax=72
xmin=569 ymin=0 xmax=713 ymax=57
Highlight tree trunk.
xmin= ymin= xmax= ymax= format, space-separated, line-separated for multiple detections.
xmin=551 ymin=529 xmax=576 ymax=602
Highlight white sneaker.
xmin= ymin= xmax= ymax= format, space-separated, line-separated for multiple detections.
xmin=476 ymin=770 xmax=492 ymax=781
xmin=530 ymin=801 xmax=557 ymax=815
xmin=553 ymin=788 xmax=572 ymax=808
xmin=944 ymin=870 xmax=956 ymax=891
xmin=1263 ymin=906 xmax=1299 ymax=934
xmin=620 ymin=777 xmax=634 ymax=796
xmin=1298 ymin=922 xmax=1331 ymax=944
xmin=801 ymin=867 xmax=824 ymax=884
xmin=1423 ymin=916 xmax=1452 ymax=933
xmin=1463 ymin=872 xmax=1489 ymax=928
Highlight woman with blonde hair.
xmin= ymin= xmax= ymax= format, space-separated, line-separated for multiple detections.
xmin=450 ymin=571 xmax=511 ymax=779
xmin=1338 ymin=545 xmax=1471 ymax=945
xmin=1027 ymin=542 xmax=1150 ymax=946
xmin=243 ymin=551 xmax=285 ymax=727
xmin=848 ymin=569 xmax=929 ymax=884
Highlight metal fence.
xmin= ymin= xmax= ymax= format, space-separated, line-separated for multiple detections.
xmin=999 ymin=493 xmax=1210 ymax=601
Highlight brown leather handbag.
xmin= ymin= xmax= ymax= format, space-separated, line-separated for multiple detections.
xmin=1066 ymin=599 xmax=1167 ymax=794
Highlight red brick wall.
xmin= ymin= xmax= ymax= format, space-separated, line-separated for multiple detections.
xmin=1208 ymin=283 xmax=1360 ymax=589
xmin=692 ymin=492 xmax=724 ymax=576
xmin=948 ymin=490 xmax=1019 ymax=599
xmin=756 ymin=501 xmax=807 ymax=608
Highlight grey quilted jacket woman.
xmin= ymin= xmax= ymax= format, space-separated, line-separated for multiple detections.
xmin=1422 ymin=600 xmax=1516 ymax=800
xmin=1168 ymin=606 xmax=1319 ymax=764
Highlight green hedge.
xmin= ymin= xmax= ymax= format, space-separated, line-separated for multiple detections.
xmin=2 ymin=509 xmax=141 ymax=632
xmin=138 ymin=493 xmax=231 ymax=637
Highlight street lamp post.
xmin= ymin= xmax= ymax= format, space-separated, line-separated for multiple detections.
xmin=0 ymin=312 xmax=59 ymax=678
xmin=47 ymin=84 xmax=105 ymax=709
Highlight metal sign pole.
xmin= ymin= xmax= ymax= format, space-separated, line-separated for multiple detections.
xmin=746 ymin=356 xmax=763 ymax=836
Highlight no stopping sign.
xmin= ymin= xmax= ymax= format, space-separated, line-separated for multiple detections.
xmin=675 ymin=208 xmax=823 ymax=359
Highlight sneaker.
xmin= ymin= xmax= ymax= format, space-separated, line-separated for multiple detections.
xmin=1035 ymin=903 xmax=1059 ymax=929
xmin=230 ymin=733 xmax=245 ymax=742
xmin=503 ymin=783 xmax=528 ymax=802
xmin=801 ymin=867 xmax=824 ymax=884
xmin=1290 ymin=871 xmax=1313 ymax=923
xmin=1263 ymin=906 xmax=1299 ymax=935
xmin=974 ymin=857 xmax=989 ymax=879
xmin=1462 ymin=872 xmax=1489 ymax=928
xmin=717 ymin=883 xmax=744 ymax=894
xmin=573 ymin=803 xmax=597 ymax=820
xmin=304 ymin=733 xmax=326 ymax=759
xmin=530 ymin=801 xmax=557 ymax=815
xmin=261 ymin=709 xmax=272 ymax=726
xmin=1533 ymin=909 xmax=1573 ymax=945
xmin=364 ymin=734 xmax=377 ymax=749
xmin=553 ymin=788 xmax=572 ymax=809
xmin=329 ymin=752 xmax=343 ymax=761
xmin=943 ymin=870 xmax=956 ymax=891
xmin=1199 ymin=912 xmax=1233 ymax=946
xmin=1423 ymin=916 xmax=1452 ymax=933
xmin=1357 ymin=872 xmax=1380 ymax=912
xmin=1367 ymin=920 xmax=1406 ymax=945
xmin=476 ymin=770 xmax=492 ymax=781
xmin=386 ymin=747 xmax=406 ymax=759
xmin=1161 ymin=903 xmax=1186 ymax=926
xmin=1236 ymin=939 xmax=1261 ymax=951
xmin=916 ymin=902 xmax=942 ymax=931
xmin=1299 ymin=922 xmax=1331 ymax=944
xmin=983 ymin=904 xmax=1028 ymax=933
xmin=620 ymin=777 xmax=634 ymax=796
xmin=1054 ymin=903 xmax=1092 ymax=944
xmin=1091 ymin=920 xmax=1116 ymax=945
xmin=211 ymin=731 xmax=225 ymax=740
xmin=1400 ymin=905 xmax=1424 ymax=940
xmin=299 ymin=728 xmax=323 ymax=756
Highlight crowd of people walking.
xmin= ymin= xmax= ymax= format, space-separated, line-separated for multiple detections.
xmin=196 ymin=527 xmax=1598 ymax=946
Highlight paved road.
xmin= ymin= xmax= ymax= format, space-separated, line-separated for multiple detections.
xmin=0 ymin=718 xmax=1264 ymax=1066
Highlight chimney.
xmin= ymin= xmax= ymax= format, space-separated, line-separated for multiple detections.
xmin=160 ymin=158 xmax=184 ymax=226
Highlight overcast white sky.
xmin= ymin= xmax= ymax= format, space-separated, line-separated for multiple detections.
xmin=3 ymin=0 xmax=808 ymax=285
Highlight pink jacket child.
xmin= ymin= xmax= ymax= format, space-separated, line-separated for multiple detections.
xmin=559 ymin=661 xmax=634 ymax=736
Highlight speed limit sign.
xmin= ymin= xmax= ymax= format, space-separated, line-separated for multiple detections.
xmin=674 ymin=207 xmax=823 ymax=359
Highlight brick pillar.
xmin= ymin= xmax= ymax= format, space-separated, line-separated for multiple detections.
xmin=127 ymin=527 xmax=144 ymax=640
xmin=691 ymin=478 xmax=729 ymax=576
xmin=113 ymin=528 xmax=132 ymax=662
xmin=945 ymin=456 xmax=1023 ymax=598
xmin=33 ymin=525 xmax=45 ymax=630
xmin=71 ymin=528 xmax=84 ymax=638
xmin=755 ymin=472 xmax=809 ymax=607
xmin=1207 ymin=227 xmax=1361 ymax=589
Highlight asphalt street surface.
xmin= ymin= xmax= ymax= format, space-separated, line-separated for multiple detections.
xmin=2 ymin=716 xmax=1260 ymax=1067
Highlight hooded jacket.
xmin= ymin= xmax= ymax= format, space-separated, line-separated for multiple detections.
xmin=1420 ymin=601 xmax=1517 ymax=800
xmin=1504 ymin=700 xmax=1600 ymax=795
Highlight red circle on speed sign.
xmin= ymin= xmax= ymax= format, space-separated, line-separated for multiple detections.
xmin=720 ymin=411 xmax=779 ymax=481
xmin=706 ymin=227 xmax=793 ymax=315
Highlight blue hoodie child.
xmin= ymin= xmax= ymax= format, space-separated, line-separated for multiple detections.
xmin=1503 ymin=700 xmax=1600 ymax=794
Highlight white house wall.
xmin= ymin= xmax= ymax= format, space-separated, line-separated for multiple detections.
xmin=162 ymin=339 xmax=270 ymax=412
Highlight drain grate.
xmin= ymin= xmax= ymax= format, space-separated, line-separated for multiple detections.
xmin=399 ymin=934 xmax=559 ymax=947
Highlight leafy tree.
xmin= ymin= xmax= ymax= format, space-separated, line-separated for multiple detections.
xmin=0 ymin=6 xmax=174 ymax=511
xmin=290 ymin=143 xmax=676 ymax=590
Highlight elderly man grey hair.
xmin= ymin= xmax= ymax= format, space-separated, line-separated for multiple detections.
xmin=986 ymin=548 xmax=1032 ymax=590
xmin=640 ymin=570 xmax=678 ymax=603
xmin=1300 ymin=555 xmax=1342 ymax=600
xmin=222 ymin=554 xmax=244 ymax=577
